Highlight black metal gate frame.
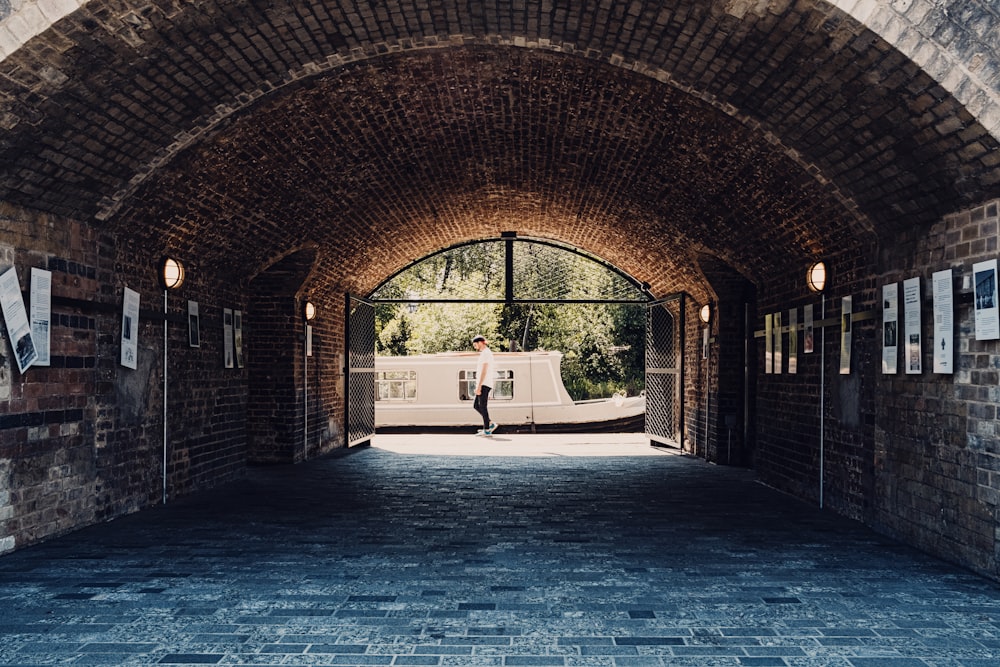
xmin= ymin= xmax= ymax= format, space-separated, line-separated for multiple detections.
xmin=346 ymin=236 xmax=687 ymax=446
xmin=345 ymin=294 xmax=376 ymax=447
xmin=645 ymin=292 xmax=685 ymax=447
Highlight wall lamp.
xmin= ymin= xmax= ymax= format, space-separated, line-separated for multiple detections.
xmin=304 ymin=301 xmax=317 ymax=321
xmin=806 ymin=261 xmax=827 ymax=293
xmin=159 ymin=256 xmax=185 ymax=290
xmin=699 ymin=303 xmax=712 ymax=323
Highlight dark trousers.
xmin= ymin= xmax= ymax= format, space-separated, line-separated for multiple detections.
xmin=473 ymin=386 xmax=492 ymax=429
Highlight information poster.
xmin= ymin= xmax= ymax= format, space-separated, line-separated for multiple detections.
xmin=803 ymin=303 xmax=815 ymax=354
xmin=773 ymin=311 xmax=783 ymax=374
xmin=306 ymin=325 xmax=313 ymax=357
xmin=29 ymin=267 xmax=51 ymax=366
xmin=904 ymin=277 xmax=922 ymax=374
xmin=234 ymin=310 xmax=244 ymax=368
xmin=188 ymin=301 xmax=200 ymax=348
xmin=223 ymin=308 xmax=234 ymax=368
xmin=933 ymin=269 xmax=953 ymax=374
xmin=840 ymin=295 xmax=852 ymax=375
xmin=0 ymin=266 xmax=37 ymax=373
xmin=882 ymin=282 xmax=899 ymax=374
xmin=764 ymin=313 xmax=773 ymax=374
xmin=787 ymin=307 xmax=798 ymax=374
xmin=973 ymin=259 xmax=999 ymax=340
xmin=120 ymin=287 xmax=140 ymax=370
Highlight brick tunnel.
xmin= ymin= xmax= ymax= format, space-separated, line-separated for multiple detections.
xmin=2 ymin=0 xmax=1000 ymax=581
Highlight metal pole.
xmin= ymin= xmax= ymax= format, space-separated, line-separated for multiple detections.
xmin=304 ymin=324 xmax=309 ymax=461
xmin=819 ymin=293 xmax=825 ymax=509
xmin=705 ymin=327 xmax=710 ymax=461
xmin=162 ymin=289 xmax=168 ymax=505
xmin=743 ymin=302 xmax=750 ymax=462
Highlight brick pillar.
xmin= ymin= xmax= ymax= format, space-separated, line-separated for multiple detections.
xmin=246 ymin=250 xmax=316 ymax=463
xmin=699 ymin=256 xmax=756 ymax=466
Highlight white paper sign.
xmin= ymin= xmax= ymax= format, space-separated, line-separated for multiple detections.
xmin=234 ymin=310 xmax=244 ymax=368
xmin=764 ymin=313 xmax=773 ymax=374
xmin=882 ymin=282 xmax=898 ymax=374
xmin=840 ymin=296 xmax=852 ymax=375
xmin=787 ymin=308 xmax=798 ymax=374
xmin=306 ymin=324 xmax=313 ymax=357
xmin=29 ymin=267 xmax=51 ymax=367
xmin=933 ymin=269 xmax=953 ymax=374
xmin=0 ymin=266 xmax=37 ymax=373
xmin=120 ymin=287 xmax=140 ymax=369
xmin=973 ymin=259 xmax=999 ymax=340
xmin=188 ymin=301 xmax=200 ymax=347
xmin=223 ymin=308 xmax=234 ymax=368
xmin=773 ymin=311 xmax=783 ymax=374
xmin=904 ymin=277 xmax=922 ymax=374
xmin=803 ymin=304 xmax=815 ymax=354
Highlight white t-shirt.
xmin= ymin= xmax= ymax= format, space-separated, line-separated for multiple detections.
xmin=477 ymin=346 xmax=495 ymax=389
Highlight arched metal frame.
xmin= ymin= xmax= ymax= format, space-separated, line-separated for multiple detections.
xmin=368 ymin=234 xmax=653 ymax=305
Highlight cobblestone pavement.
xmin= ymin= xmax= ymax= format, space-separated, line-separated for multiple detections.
xmin=1 ymin=434 xmax=999 ymax=666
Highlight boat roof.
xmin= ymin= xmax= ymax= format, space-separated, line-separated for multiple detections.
xmin=376 ymin=350 xmax=564 ymax=362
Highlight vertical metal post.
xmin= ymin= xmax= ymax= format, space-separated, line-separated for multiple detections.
xmin=743 ymin=302 xmax=750 ymax=461
xmin=819 ymin=293 xmax=826 ymax=509
xmin=344 ymin=293 xmax=351 ymax=446
xmin=504 ymin=237 xmax=515 ymax=305
xmin=304 ymin=322 xmax=309 ymax=461
xmin=704 ymin=327 xmax=710 ymax=461
xmin=162 ymin=289 xmax=168 ymax=505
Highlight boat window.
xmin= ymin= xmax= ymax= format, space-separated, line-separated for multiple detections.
xmin=376 ymin=370 xmax=417 ymax=401
xmin=459 ymin=370 xmax=514 ymax=401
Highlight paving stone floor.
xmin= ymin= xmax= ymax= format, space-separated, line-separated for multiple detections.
xmin=1 ymin=434 xmax=999 ymax=667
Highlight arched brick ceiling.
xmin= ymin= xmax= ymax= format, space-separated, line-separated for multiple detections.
xmin=1 ymin=0 xmax=998 ymax=299
xmin=113 ymin=47 xmax=868 ymax=301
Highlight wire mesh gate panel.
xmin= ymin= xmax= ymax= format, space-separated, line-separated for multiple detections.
xmin=646 ymin=295 xmax=684 ymax=446
xmin=346 ymin=295 xmax=376 ymax=447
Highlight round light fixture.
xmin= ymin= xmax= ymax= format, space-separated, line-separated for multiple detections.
xmin=304 ymin=301 xmax=317 ymax=321
xmin=160 ymin=256 xmax=185 ymax=290
xmin=699 ymin=304 xmax=711 ymax=323
xmin=807 ymin=261 xmax=827 ymax=293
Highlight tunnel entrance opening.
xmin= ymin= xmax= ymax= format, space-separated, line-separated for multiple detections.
xmin=344 ymin=236 xmax=684 ymax=446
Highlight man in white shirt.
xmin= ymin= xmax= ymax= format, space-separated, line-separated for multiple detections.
xmin=471 ymin=335 xmax=497 ymax=436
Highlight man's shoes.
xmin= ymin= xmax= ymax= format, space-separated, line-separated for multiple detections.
xmin=475 ymin=429 xmax=486 ymax=436
xmin=485 ymin=422 xmax=498 ymax=435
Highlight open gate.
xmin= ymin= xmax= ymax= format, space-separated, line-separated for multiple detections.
xmin=345 ymin=294 xmax=376 ymax=447
xmin=345 ymin=236 xmax=681 ymax=441
xmin=645 ymin=293 xmax=684 ymax=447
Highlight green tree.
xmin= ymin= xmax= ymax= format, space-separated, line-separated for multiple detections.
xmin=371 ymin=241 xmax=646 ymax=399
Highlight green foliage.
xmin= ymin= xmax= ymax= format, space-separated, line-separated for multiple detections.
xmin=372 ymin=242 xmax=646 ymax=399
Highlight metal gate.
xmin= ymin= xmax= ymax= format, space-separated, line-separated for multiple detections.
xmin=645 ymin=294 xmax=684 ymax=446
xmin=345 ymin=294 xmax=376 ymax=447
xmin=360 ymin=236 xmax=659 ymax=438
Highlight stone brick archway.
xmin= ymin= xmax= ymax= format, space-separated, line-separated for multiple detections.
xmin=2 ymin=0 xmax=1000 ymax=582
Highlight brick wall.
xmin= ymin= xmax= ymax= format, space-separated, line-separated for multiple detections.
xmin=0 ymin=205 xmax=282 ymax=552
xmin=753 ymin=238 xmax=878 ymax=522
xmin=0 ymin=206 xmax=102 ymax=550
xmin=871 ymin=200 xmax=1000 ymax=576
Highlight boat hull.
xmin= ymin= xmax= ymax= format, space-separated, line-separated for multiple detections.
xmin=374 ymin=351 xmax=645 ymax=432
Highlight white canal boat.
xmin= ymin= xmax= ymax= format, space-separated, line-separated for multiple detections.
xmin=374 ymin=350 xmax=645 ymax=432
